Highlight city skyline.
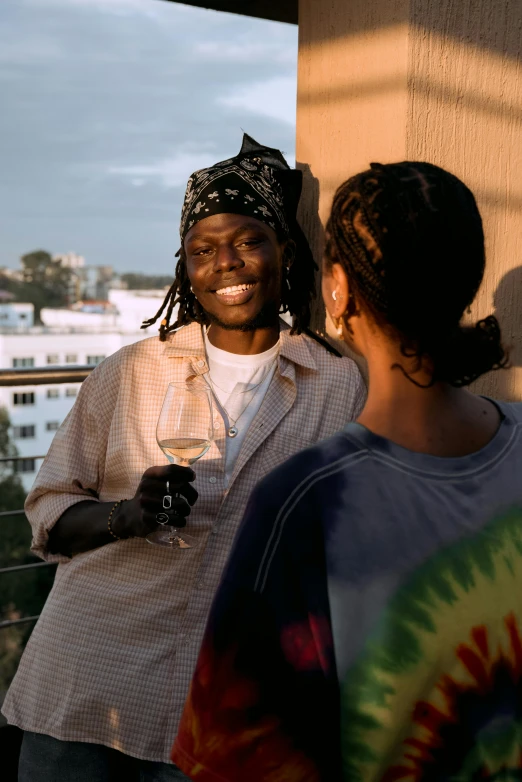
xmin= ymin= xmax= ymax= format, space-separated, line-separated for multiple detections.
xmin=0 ymin=0 xmax=298 ymax=274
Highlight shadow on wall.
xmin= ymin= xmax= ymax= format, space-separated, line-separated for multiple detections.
xmin=297 ymin=162 xmax=325 ymax=333
xmin=297 ymin=160 xmax=369 ymax=379
xmin=302 ymin=0 xmax=522 ymax=63
xmin=493 ymin=265 xmax=522 ymax=402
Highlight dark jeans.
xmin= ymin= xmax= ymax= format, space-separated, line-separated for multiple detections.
xmin=18 ymin=731 xmax=191 ymax=782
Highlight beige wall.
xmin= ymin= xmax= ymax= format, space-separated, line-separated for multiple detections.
xmin=297 ymin=0 xmax=522 ymax=399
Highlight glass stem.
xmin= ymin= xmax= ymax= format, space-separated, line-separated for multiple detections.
xmin=170 ymin=458 xmax=189 ymax=544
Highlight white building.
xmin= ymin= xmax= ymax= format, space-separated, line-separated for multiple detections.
xmin=41 ymin=289 xmax=168 ymax=333
xmin=53 ymin=253 xmax=117 ymax=301
xmin=0 ymin=290 xmax=173 ymax=491
xmin=0 ymin=303 xmax=34 ymax=330
xmin=52 ymin=252 xmax=85 ymax=270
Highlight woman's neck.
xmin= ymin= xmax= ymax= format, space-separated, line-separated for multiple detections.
xmin=358 ymin=348 xmax=501 ymax=457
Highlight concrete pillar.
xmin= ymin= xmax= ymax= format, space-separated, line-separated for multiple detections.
xmin=297 ymin=0 xmax=522 ymax=400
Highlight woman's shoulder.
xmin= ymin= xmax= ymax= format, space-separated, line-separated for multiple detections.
xmin=501 ymin=401 xmax=522 ymax=423
xmin=253 ymin=429 xmax=367 ymax=515
xmin=231 ymin=431 xmax=368 ymax=590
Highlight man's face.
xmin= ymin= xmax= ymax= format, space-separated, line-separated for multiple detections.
xmin=184 ymin=213 xmax=284 ymax=331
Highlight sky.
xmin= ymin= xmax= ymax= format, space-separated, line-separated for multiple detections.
xmin=0 ymin=0 xmax=298 ymax=274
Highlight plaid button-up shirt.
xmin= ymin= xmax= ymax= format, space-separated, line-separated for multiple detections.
xmin=3 ymin=322 xmax=365 ymax=763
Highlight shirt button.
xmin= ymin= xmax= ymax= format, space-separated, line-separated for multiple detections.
xmin=197 ymin=360 xmax=205 ymax=368
xmin=209 ymin=476 xmax=217 ymax=484
xmin=212 ymin=528 xmax=219 ymax=535
xmin=214 ymin=420 xmax=221 ymax=428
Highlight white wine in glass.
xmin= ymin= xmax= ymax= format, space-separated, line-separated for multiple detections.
xmin=147 ymin=381 xmax=214 ymax=550
xmin=158 ymin=438 xmax=211 ymax=465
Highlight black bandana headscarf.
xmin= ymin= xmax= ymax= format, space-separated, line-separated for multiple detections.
xmin=180 ymin=134 xmax=303 ymax=241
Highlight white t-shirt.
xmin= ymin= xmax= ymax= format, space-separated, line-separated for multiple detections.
xmin=203 ymin=331 xmax=279 ymax=482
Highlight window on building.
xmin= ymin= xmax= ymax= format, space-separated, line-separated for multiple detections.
xmin=14 ymin=458 xmax=36 ymax=473
xmin=65 ymin=354 xmax=78 ymax=364
xmin=86 ymin=355 xmax=105 ymax=366
xmin=47 ymin=354 xmax=60 ymax=365
xmin=65 ymin=387 xmax=78 ymax=398
xmin=13 ymin=392 xmax=35 ymax=405
xmin=46 ymin=421 xmax=60 ymax=431
xmin=12 ymin=358 xmax=34 ymax=368
xmin=13 ymin=425 xmax=36 ymax=438
xmin=47 ymin=388 xmax=59 ymax=399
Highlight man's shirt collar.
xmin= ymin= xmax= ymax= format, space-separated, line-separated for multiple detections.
xmin=162 ymin=320 xmax=317 ymax=372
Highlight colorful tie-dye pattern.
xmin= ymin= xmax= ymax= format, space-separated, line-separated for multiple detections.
xmin=172 ymin=404 xmax=522 ymax=781
xmin=172 ymin=454 xmax=342 ymax=781
xmin=174 ymin=634 xmax=326 ymax=782
xmin=342 ymin=509 xmax=522 ymax=782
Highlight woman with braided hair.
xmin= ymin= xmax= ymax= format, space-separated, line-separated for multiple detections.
xmin=172 ymin=162 xmax=522 ymax=782
xmin=323 ymin=161 xmax=507 ymax=390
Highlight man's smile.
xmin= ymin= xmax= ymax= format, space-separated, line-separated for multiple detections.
xmin=211 ymin=281 xmax=258 ymax=305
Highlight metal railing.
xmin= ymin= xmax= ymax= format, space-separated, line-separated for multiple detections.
xmin=0 ymin=365 xmax=94 ymax=630
xmin=0 ymin=498 xmax=57 ymax=630
xmin=0 ymin=365 xmax=94 ymax=386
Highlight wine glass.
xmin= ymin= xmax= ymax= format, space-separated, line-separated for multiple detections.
xmin=146 ymin=380 xmax=214 ymax=549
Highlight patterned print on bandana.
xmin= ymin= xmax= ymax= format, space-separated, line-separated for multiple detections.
xmin=180 ymin=134 xmax=295 ymax=240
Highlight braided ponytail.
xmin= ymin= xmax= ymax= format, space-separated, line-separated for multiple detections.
xmin=325 ymin=161 xmax=509 ymax=387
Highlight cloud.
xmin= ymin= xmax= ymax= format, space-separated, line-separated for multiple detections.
xmin=22 ymin=0 xmax=229 ymax=24
xmin=218 ymin=76 xmax=297 ymax=125
xmin=23 ymin=0 xmax=164 ymax=18
xmin=0 ymin=35 xmax=64 ymax=65
xmin=108 ymin=147 xmax=222 ymax=189
xmin=0 ymin=0 xmax=297 ymax=272
xmin=194 ymin=39 xmax=296 ymax=65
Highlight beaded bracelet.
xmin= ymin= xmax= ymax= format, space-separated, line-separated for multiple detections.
xmin=108 ymin=499 xmax=126 ymax=540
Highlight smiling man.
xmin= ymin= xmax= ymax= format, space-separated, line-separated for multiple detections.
xmin=3 ymin=135 xmax=365 ymax=781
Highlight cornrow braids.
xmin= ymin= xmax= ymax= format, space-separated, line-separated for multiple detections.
xmin=142 ymin=227 xmax=318 ymax=342
xmin=325 ymin=161 xmax=508 ymax=386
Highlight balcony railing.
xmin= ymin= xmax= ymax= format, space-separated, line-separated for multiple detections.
xmin=0 ymin=365 xmax=95 ymax=631
xmin=0 ymin=478 xmax=56 ymax=631
xmin=0 ymin=325 xmax=128 ymax=336
xmin=0 ymin=364 xmax=94 ymax=386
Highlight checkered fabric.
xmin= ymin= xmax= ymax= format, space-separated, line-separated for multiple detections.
xmin=2 ymin=321 xmax=365 ymax=763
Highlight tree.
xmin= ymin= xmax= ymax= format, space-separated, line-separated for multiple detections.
xmin=0 ymin=408 xmax=55 ymax=690
xmin=121 ymin=273 xmax=172 ymax=290
xmin=10 ymin=250 xmax=72 ymax=323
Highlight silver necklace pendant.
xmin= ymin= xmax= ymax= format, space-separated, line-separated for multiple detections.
xmin=228 ymin=426 xmax=239 ymax=438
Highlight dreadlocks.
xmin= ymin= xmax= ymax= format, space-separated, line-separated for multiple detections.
xmin=325 ymin=161 xmax=508 ymax=387
xmin=141 ymin=230 xmax=318 ymax=343
xmin=140 ymin=133 xmax=349 ymax=351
